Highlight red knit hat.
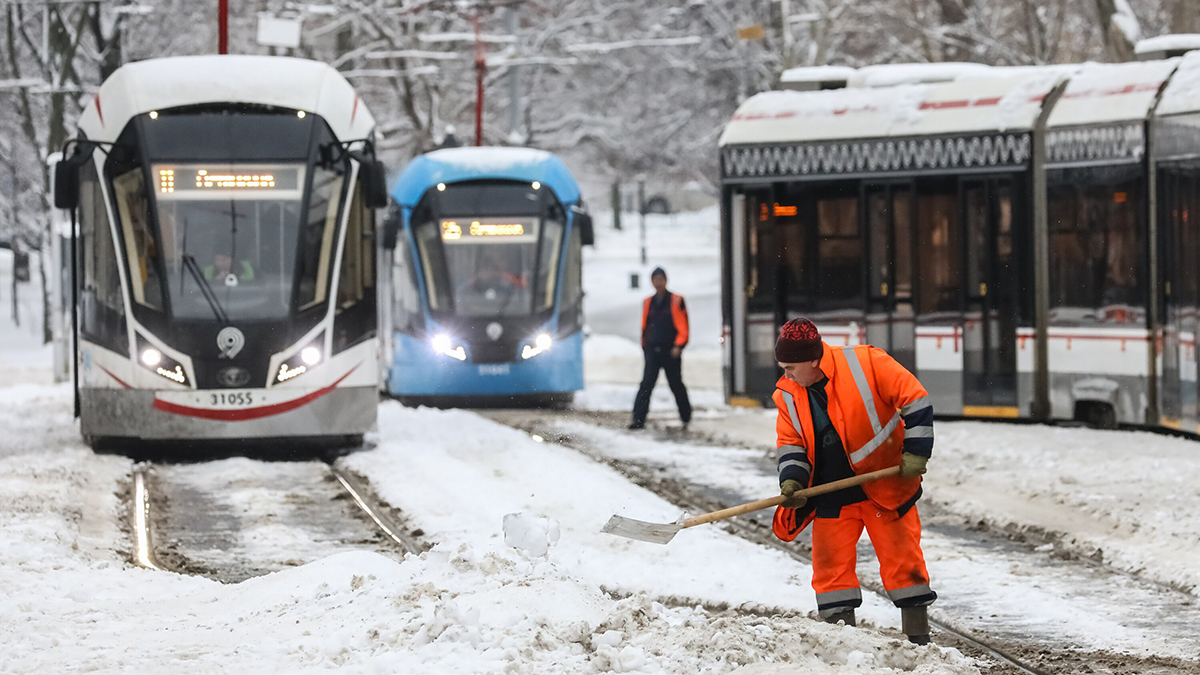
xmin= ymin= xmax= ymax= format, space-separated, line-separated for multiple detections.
xmin=775 ymin=318 xmax=823 ymax=363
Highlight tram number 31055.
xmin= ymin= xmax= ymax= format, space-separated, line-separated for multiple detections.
xmin=210 ymin=392 xmax=256 ymax=406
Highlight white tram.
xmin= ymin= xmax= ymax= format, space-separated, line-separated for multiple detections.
xmin=719 ymin=42 xmax=1200 ymax=433
xmin=53 ymin=56 xmax=389 ymax=448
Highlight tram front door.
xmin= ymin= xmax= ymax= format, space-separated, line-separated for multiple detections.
xmin=961 ymin=178 xmax=1018 ymax=413
xmin=865 ymin=184 xmax=916 ymax=373
xmin=1159 ymin=169 xmax=1199 ymax=426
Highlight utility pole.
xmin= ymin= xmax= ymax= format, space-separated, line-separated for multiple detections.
xmin=638 ymin=179 xmax=647 ymax=265
xmin=506 ymin=6 xmax=521 ymax=144
xmin=218 ymin=0 xmax=229 ymax=54
xmin=473 ymin=14 xmax=486 ymax=146
xmin=779 ymin=0 xmax=795 ymax=69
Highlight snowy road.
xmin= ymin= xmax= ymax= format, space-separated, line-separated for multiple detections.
xmin=479 ymin=408 xmax=1200 ymax=675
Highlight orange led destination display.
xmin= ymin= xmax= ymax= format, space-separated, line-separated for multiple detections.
xmin=154 ymin=165 xmax=301 ymax=194
xmin=441 ymin=218 xmax=537 ymax=242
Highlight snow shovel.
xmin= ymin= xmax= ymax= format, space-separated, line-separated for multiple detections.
xmin=601 ymin=465 xmax=902 ymax=544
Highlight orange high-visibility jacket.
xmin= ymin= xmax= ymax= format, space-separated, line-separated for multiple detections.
xmin=641 ymin=293 xmax=689 ymax=348
xmin=771 ymin=342 xmax=932 ymax=541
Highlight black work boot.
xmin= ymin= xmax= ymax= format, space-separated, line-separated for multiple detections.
xmin=901 ymin=606 xmax=930 ymax=645
xmin=823 ymin=608 xmax=856 ymax=627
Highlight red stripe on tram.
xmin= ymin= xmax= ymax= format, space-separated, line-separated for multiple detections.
xmin=152 ymin=364 xmax=360 ymax=421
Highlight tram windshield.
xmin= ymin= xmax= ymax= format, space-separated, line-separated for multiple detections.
xmin=107 ymin=110 xmax=348 ymax=322
xmin=413 ymin=182 xmax=565 ymax=318
xmin=148 ymin=163 xmax=342 ymax=321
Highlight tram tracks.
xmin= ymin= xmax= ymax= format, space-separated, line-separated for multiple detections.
xmin=483 ymin=409 xmax=1200 ymax=675
xmin=128 ymin=456 xmax=425 ymax=581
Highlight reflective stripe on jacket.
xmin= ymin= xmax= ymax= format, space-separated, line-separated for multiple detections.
xmin=641 ymin=292 xmax=689 ymax=348
xmin=771 ymin=342 xmax=933 ymax=541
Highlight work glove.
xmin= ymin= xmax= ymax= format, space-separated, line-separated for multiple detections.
xmin=780 ymin=479 xmax=807 ymax=509
xmin=899 ymin=452 xmax=929 ymax=478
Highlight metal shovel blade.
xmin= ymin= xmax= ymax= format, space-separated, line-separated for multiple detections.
xmin=601 ymin=513 xmax=684 ymax=545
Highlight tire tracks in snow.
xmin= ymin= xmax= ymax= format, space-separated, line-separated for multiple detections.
xmin=482 ymin=409 xmax=1200 ymax=675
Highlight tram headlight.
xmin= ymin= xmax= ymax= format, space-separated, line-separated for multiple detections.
xmin=431 ymin=333 xmax=467 ymax=361
xmin=275 ymin=335 xmax=324 ymax=383
xmin=522 ymin=333 xmax=553 ymax=360
xmin=135 ymin=338 xmax=188 ymax=386
xmin=301 ymin=346 xmax=322 ymax=366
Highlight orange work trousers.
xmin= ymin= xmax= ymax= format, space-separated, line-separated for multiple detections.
xmin=811 ymin=502 xmax=935 ymax=618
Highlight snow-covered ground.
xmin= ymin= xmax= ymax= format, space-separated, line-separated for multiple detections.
xmin=0 ymin=385 xmax=976 ymax=672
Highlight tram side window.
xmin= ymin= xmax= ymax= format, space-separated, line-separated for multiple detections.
xmin=333 ymin=180 xmax=377 ymax=353
xmin=337 ymin=181 xmax=376 ymax=311
xmin=915 ymin=189 xmax=961 ymax=317
xmin=774 ymin=195 xmax=807 ymax=307
xmin=1048 ymin=180 xmax=1143 ymax=324
xmin=559 ymin=221 xmax=584 ymax=334
xmin=413 ymin=214 xmax=453 ymax=312
xmin=815 ymin=193 xmax=861 ymax=309
xmin=297 ymin=167 xmax=344 ymax=311
xmin=78 ymin=159 xmax=128 ymax=355
xmin=111 ymin=167 xmax=163 ymax=311
xmin=392 ymin=234 xmax=423 ymax=333
xmin=535 ymin=209 xmax=565 ymax=312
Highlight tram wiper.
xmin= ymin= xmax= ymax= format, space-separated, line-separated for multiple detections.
xmin=182 ymin=254 xmax=230 ymax=324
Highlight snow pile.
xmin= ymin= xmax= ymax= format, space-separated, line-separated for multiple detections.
xmin=927 ymin=421 xmax=1200 ymax=595
xmin=347 ymin=403 xmax=909 ymax=631
xmin=503 ymin=512 xmax=561 ymax=557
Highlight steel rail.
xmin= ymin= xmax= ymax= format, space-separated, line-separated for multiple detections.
xmin=328 ymin=466 xmax=424 ymax=556
xmin=131 ymin=469 xmax=164 ymax=571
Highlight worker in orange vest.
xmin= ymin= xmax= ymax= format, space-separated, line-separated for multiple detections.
xmin=770 ymin=318 xmax=936 ymax=644
xmin=629 ymin=267 xmax=691 ymax=430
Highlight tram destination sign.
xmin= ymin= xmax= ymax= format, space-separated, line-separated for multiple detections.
xmin=153 ymin=164 xmax=302 ymax=196
xmin=441 ymin=217 xmax=539 ymax=243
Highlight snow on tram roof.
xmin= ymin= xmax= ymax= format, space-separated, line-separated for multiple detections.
xmin=76 ymin=55 xmax=376 ymax=143
xmin=1046 ymin=59 xmax=1179 ymax=127
xmin=719 ymin=66 xmax=1068 ymax=147
xmin=391 ymin=147 xmax=582 ymax=206
xmin=1153 ymin=50 xmax=1200 ymax=116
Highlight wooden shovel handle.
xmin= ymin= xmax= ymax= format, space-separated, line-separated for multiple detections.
xmin=681 ymin=466 xmax=902 ymax=529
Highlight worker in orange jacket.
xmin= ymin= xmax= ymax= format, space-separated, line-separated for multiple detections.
xmin=770 ymin=318 xmax=936 ymax=644
xmin=629 ymin=267 xmax=691 ymax=430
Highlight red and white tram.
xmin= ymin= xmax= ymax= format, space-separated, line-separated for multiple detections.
xmin=719 ymin=46 xmax=1200 ymax=433
xmin=54 ymin=55 xmax=388 ymax=448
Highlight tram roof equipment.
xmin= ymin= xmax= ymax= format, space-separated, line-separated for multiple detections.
xmin=391 ymin=147 xmax=582 ymax=207
xmin=76 ymin=55 xmax=376 ymax=144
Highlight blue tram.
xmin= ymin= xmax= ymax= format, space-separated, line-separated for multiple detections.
xmin=381 ymin=148 xmax=593 ymax=405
